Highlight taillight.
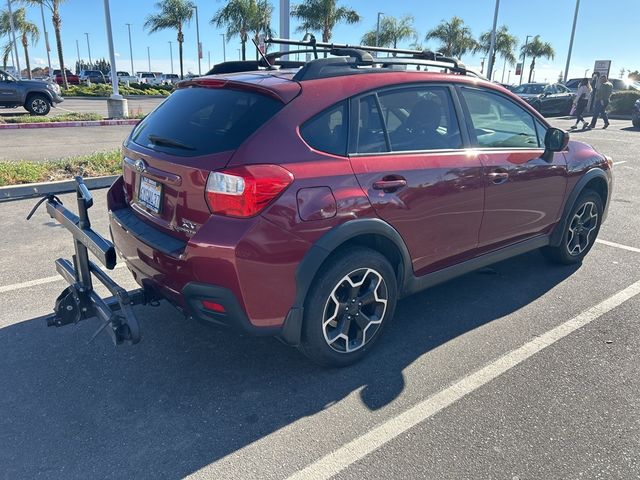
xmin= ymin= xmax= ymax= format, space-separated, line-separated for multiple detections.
xmin=205 ymin=164 xmax=294 ymax=218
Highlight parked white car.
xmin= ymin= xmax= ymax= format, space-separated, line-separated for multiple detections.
xmin=160 ymin=73 xmax=180 ymax=85
xmin=136 ymin=72 xmax=162 ymax=85
xmin=109 ymin=71 xmax=137 ymax=84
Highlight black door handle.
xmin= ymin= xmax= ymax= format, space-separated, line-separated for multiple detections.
xmin=373 ymin=177 xmax=407 ymax=192
xmin=487 ymin=169 xmax=509 ymax=184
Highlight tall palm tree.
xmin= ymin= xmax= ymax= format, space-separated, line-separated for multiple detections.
xmin=520 ymin=35 xmax=555 ymax=83
xmin=22 ymin=0 xmax=68 ymax=88
xmin=361 ymin=15 xmax=416 ymax=52
xmin=425 ymin=16 xmax=477 ymax=59
xmin=145 ymin=0 xmax=195 ymax=79
xmin=474 ymin=25 xmax=517 ymax=78
xmin=291 ymin=0 xmax=360 ymax=44
xmin=0 ymin=8 xmax=39 ymax=79
xmin=212 ymin=0 xmax=258 ymax=61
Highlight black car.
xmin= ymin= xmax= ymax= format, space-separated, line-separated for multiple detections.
xmin=632 ymin=98 xmax=640 ymax=129
xmin=512 ymin=83 xmax=575 ymax=116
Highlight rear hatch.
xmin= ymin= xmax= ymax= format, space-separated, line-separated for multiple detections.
xmin=121 ymin=75 xmax=299 ymax=241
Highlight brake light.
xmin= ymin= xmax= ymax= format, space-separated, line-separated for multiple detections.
xmin=205 ymin=165 xmax=294 ymax=217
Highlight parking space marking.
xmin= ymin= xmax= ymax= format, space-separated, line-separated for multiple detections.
xmin=288 ymin=280 xmax=640 ymax=480
xmin=0 ymin=263 xmax=126 ymax=294
xmin=54 ymin=106 xmax=77 ymax=114
xmin=596 ymin=239 xmax=640 ymax=254
xmin=612 ymin=161 xmax=627 ymax=166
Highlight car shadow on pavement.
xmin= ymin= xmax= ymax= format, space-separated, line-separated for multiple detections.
xmin=0 ymin=250 xmax=579 ymax=479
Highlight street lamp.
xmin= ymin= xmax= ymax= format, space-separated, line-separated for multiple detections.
xmin=193 ymin=5 xmax=201 ymax=76
xmin=147 ymin=46 xmax=151 ymax=72
xmin=375 ymin=12 xmax=384 ymax=47
xmin=6 ymin=0 xmax=21 ymax=78
xmin=584 ymin=68 xmax=590 ymax=77
xmin=220 ymin=33 xmax=226 ymax=62
xmin=520 ymin=34 xmax=532 ymax=85
xmin=85 ymin=32 xmax=92 ymax=65
xmin=169 ymin=41 xmax=174 ymax=75
xmin=279 ymin=0 xmax=290 ymax=53
xmin=75 ymin=39 xmax=81 ymax=71
xmin=564 ymin=0 xmax=581 ymax=83
xmin=39 ymin=2 xmax=53 ymax=78
xmin=103 ymin=0 xmax=127 ymax=118
xmin=486 ymin=0 xmax=500 ymax=80
xmin=126 ymin=23 xmax=134 ymax=76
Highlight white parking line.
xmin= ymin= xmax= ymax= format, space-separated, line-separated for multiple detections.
xmin=612 ymin=161 xmax=627 ymax=166
xmin=288 ymin=280 xmax=640 ymax=480
xmin=596 ymin=239 xmax=640 ymax=254
xmin=0 ymin=263 xmax=126 ymax=294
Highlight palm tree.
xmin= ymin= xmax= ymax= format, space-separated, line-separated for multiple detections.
xmin=361 ymin=15 xmax=416 ymax=52
xmin=22 ymin=0 xmax=68 ymax=88
xmin=212 ymin=0 xmax=260 ymax=61
xmin=145 ymin=0 xmax=195 ymax=80
xmin=291 ymin=0 xmax=360 ymax=44
xmin=250 ymin=0 xmax=274 ymax=60
xmin=520 ymin=35 xmax=555 ymax=83
xmin=425 ymin=16 xmax=477 ymax=59
xmin=0 ymin=7 xmax=39 ymax=79
xmin=474 ymin=25 xmax=517 ymax=78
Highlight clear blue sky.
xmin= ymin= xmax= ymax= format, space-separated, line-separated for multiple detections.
xmin=7 ymin=0 xmax=640 ymax=82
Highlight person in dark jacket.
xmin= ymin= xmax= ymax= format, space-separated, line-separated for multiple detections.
xmin=587 ymin=74 xmax=613 ymax=129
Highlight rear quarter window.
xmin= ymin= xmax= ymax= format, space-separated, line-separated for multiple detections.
xmin=129 ymin=87 xmax=283 ymax=157
xmin=299 ymin=102 xmax=348 ymax=156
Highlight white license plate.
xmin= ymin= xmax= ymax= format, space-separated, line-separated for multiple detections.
xmin=137 ymin=176 xmax=162 ymax=213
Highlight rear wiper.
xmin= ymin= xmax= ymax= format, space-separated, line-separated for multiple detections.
xmin=147 ymin=134 xmax=195 ymax=151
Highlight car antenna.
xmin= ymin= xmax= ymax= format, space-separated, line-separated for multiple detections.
xmin=252 ymin=38 xmax=277 ymax=70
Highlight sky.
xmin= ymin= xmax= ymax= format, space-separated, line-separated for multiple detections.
xmin=4 ymin=0 xmax=640 ymax=83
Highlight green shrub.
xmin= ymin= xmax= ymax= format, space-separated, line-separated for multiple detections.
xmin=61 ymin=83 xmax=173 ymax=97
xmin=1 ymin=112 xmax=102 ymax=124
xmin=609 ymin=91 xmax=640 ymax=115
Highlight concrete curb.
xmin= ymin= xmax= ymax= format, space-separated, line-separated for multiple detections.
xmin=63 ymin=95 xmax=169 ymax=99
xmin=0 ymin=175 xmax=118 ymax=203
xmin=0 ymin=119 xmax=140 ymax=130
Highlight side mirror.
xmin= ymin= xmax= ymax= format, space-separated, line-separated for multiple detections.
xmin=542 ymin=127 xmax=569 ymax=161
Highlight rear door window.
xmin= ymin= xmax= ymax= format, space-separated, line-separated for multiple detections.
xmin=461 ymin=88 xmax=541 ymax=149
xmin=130 ymin=87 xmax=282 ymax=156
xmin=300 ymin=102 xmax=348 ymax=156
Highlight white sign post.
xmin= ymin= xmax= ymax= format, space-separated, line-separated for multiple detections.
xmin=593 ymin=60 xmax=611 ymax=77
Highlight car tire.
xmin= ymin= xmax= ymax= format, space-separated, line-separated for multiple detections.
xmin=542 ymin=189 xmax=603 ymax=265
xmin=298 ymin=247 xmax=398 ymax=367
xmin=26 ymin=94 xmax=51 ymax=116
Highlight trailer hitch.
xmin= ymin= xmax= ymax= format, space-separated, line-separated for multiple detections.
xmin=28 ymin=176 xmax=157 ymax=345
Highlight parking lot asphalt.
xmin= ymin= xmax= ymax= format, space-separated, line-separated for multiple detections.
xmin=0 ymin=118 xmax=638 ymax=479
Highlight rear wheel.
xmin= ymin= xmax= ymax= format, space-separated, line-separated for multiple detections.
xmin=542 ymin=190 xmax=603 ymax=264
xmin=26 ymin=94 xmax=50 ymax=116
xmin=299 ymin=248 xmax=397 ymax=367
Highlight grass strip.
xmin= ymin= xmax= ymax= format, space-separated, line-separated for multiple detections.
xmin=0 ymin=150 xmax=122 ymax=186
xmin=0 ymin=112 xmax=103 ymax=124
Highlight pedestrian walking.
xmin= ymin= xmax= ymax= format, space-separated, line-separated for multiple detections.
xmin=587 ymin=74 xmax=613 ymax=129
xmin=570 ymin=78 xmax=591 ymax=130
xmin=587 ymin=72 xmax=600 ymax=113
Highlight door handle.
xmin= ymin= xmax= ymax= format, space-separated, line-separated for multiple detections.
xmin=372 ymin=176 xmax=407 ymax=192
xmin=487 ymin=170 xmax=509 ymax=184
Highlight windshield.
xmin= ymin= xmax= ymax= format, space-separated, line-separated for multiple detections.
xmin=512 ymin=84 xmax=544 ymax=94
xmin=0 ymin=70 xmax=17 ymax=81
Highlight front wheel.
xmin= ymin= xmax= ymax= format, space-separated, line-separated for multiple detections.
xmin=26 ymin=94 xmax=51 ymax=116
xmin=542 ymin=190 xmax=603 ymax=264
xmin=299 ymin=248 xmax=398 ymax=367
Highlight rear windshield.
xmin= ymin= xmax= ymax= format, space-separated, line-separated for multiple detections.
xmin=129 ymin=86 xmax=282 ymax=157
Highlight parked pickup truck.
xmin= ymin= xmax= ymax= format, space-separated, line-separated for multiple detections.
xmin=109 ymin=71 xmax=138 ymax=84
xmin=0 ymin=68 xmax=63 ymax=115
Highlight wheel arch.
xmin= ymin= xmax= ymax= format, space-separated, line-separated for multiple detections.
xmin=24 ymin=91 xmax=53 ymax=107
xmin=279 ymin=218 xmax=413 ymax=346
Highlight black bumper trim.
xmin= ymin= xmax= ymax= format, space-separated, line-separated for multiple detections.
xmin=110 ymin=207 xmax=187 ymax=257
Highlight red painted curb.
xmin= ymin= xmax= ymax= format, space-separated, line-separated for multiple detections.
xmin=0 ymin=119 xmax=141 ymax=130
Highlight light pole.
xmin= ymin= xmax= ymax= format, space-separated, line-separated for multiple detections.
xmin=7 ymin=0 xmax=21 ymax=78
xmin=584 ymin=68 xmax=590 ymax=77
xmin=501 ymin=61 xmax=507 ymax=83
xmin=220 ymin=33 xmax=226 ymax=62
xmin=507 ymin=70 xmax=511 ymax=83
xmin=169 ymin=41 xmax=174 ymax=74
xmin=279 ymin=0 xmax=290 ymax=53
xmin=238 ymin=48 xmax=241 ymax=60
xmin=126 ymin=23 xmax=134 ymax=75
xmin=486 ymin=0 xmax=500 ymax=80
xmin=103 ymin=0 xmax=127 ymax=118
xmin=520 ymin=34 xmax=532 ymax=85
xmin=85 ymin=32 xmax=92 ymax=66
xmin=208 ymin=51 xmax=211 ymax=70
xmin=39 ymin=2 xmax=53 ymax=78
xmin=193 ymin=5 xmax=202 ymax=75
xmin=563 ymin=0 xmax=581 ymax=83
xmin=375 ymin=12 xmax=384 ymax=47
xmin=75 ymin=39 xmax=81 ymax=71
xmin=147 ymin=46 xmax=151 ymax=72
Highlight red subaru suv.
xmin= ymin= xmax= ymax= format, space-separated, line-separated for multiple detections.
xmin=106 ymin=44 xmax=612 ymax=366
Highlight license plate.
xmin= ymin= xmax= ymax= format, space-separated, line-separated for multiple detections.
xmin=137 ymin=176 xmax=162 ymax=213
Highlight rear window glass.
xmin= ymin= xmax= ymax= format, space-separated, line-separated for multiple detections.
xmin=300 ymin=102 xmax=348 ymax=156
xmin=130 ymin=87 xmax=282 ymax=157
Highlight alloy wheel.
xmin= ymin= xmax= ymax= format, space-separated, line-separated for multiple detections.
xmin=322 ymin=268 xmax=388 ymax=353
xmin=567 ymin=201 xmax=598 ymax=256
xmin=32 ymin=98 xmax=48 ymax=114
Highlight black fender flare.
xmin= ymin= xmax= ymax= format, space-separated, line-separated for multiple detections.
xmin=550 ymin=168 xmax=610 ymax=246
xmin=279 ymin=218 xmax=413 ymax=345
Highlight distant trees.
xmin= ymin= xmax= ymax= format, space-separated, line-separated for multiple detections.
xmin=475 ymin=25 xmax=517 ymax=79
xmin=520 ymin=35 xmax=555 ymax=83
xmin=291 ymin=0 xmax=360 ymax=43
xmin=425 ymin=16 xmax=477 ymax=58
xmin=0 ymin=7 xmax=39 ymax=79
xmin=361 ymin=15 xmax=416 ymax=51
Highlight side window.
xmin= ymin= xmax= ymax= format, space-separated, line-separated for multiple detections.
xmin=461 ymin=88 xmax=540 ymax=149
xmin=356 ymin=95 xmax=387 ymax=153
xmin=535 ymin=119 xmax=547 ymax=147
xmin=377 ymin=86 xmax=463 ymax=152
xmin=300 ymin=101 xmax=348 ymax=156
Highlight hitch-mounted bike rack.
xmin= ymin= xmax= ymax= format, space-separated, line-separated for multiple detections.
xmin=28 ymin=177 xmax=156 ymax=344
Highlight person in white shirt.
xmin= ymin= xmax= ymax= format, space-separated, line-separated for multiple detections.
xmin=571 ymin=78 xmax=592 ymax=130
